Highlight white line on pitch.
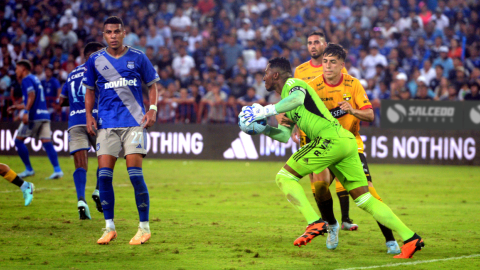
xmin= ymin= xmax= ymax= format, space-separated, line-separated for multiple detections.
xmin=0 ymin=180 xmax=273 ymax=193
xmin=335 ymin=254 xmax=480 ymax=270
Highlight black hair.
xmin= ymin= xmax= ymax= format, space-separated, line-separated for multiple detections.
xmin=16 ymin=59 xmax=32 ymax=71
xmin=83 ymin=42 xmax=105 ymax=57
xmin=268 ymin=57 xmax=292 ymax=74
xmin=323 ymin=43 xmax=347 ymax=61
xmin=307 ymin=31 xmax=325 ymax=39
xmin=104 ymin=16 xmax=124 ymax=28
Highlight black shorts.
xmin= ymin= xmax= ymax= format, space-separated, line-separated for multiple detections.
xmin=359 ymin=153 xmax=372 ymax=182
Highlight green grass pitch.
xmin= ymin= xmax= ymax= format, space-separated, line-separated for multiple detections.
xmin=0 ymin=156 xmax=479 ymax=269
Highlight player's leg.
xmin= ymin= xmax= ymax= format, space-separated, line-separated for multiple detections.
xmin=335 ymin=179 xmax=358 ymax=230
xmin=14 ymin=122 xmax=34 ymax=177
xmin=360 ymin=153 xmax=400 ymax=254
xmin=39 ymin=121 xmax=63 ymax=179
xmin=86 ymin=129 xmax=102 ymax=213
xmin=0 ymin=163 xmax=34 ymax=206
xmin=309 ymin=170 xmax=340 ymax=249
xmin=277 ymin=165 xmax=327 ymax=247
xmin=332 ymin=141 xmax=423 ymax=258
xmin=282 ymin=137 xmax=346 ymax=247
xmin=303 ymin=134 xmax=338 ymax=229
xmin=69 ymin=126 xmax=93 ymax=219
xmin=123 ymin=127 xmax=151 ymax=245
xmin=96 ymin=128 xmax=120 ymax=244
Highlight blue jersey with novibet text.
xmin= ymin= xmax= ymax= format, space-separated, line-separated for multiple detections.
xmin=83 ymin=47 xmax=160 ymax=129
xmin=60 ymin=63 xmax=98 ymax=130
xmin=22 ymin=74 xmax=50 ymax=121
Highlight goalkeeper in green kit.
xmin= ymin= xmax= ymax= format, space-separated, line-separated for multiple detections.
xmin=239 ymin=51 xmax=424 ymax=259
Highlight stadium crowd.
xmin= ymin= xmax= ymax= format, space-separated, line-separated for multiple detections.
xmin=0 ymin=0 xmax=479 ymax=126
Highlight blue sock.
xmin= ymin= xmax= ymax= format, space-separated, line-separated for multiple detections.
xmin=128 ymin=167 xmax=149 ymax=222
xmin=42 ymin=142 xmax=61 ymax=172
xmin=15 ymin=139 xmax=33 ymax=171
xmin=95 ymin=168 xmax=100 ymax=190
xmin=73 ymin=168 xmax=87 ymax=202
xmin=98 ymin=168 xmax=114 ymax=220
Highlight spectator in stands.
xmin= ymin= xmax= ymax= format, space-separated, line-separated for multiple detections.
xmin=58 ymin=9 xmax=78 ymax=30
xmin=41 ymin=64 xmax=61 ymax=112
xmin=172 ymin=46 xmax=195 ymax=86
xmin=170 ymin=8 xmax=192 ymax=38
xmin=414 ymin=77 xmax=434 ymax=100
xmin=199 ymin=82 xmax=226 ymax=124
xmin=362 ymin=0 xmax=378 ymax=22
xmin=464 ymin=82 xmax=480 ymax=101
xmin=237 ymin=19 xmax=255 ymax=47
xmin=225 ymin=95 xmax=240 ymax=124
xmin=222 ymin=34 xmax=243 ymax=72
xmin=440 ymin=84 xmax=460 ymax=101
xmin=433 ymin=46 xmax=454 ymax=77
xmin=434 ymin=77 xmax=449 ymax=100
xmin=53 ymin=23 xmax=78 ymax=52
xmin=146 ymin=25 xmax=165 ymax=54
xmin=247 ymin=49 xmax=267 ymax=74
xmin=362 ymin=45 xmax=388 ymax=79
xmin=237 ymin=86 xmax=265 ymax=107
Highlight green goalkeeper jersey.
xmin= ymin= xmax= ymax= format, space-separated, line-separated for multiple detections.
xmin=280 ymin=78 xmax=354 ymax=141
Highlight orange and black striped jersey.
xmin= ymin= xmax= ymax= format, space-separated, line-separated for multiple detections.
xmin=307 ymin=73 xmax=372 ymax=153
xmin=294 ymin=60 xmax=348 ymax=82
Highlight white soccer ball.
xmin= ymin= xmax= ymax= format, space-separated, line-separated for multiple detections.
xmin=238 ymin=117 xmax=267 ymax=135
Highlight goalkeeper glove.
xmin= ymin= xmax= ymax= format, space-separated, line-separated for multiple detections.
xmin=239 ymin=103 xmax=278 ymax=126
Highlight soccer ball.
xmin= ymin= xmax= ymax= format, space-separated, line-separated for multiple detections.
xmin=238 ymin=117 xmax=267 ymax=135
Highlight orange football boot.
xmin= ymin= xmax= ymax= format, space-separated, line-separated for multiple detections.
xmin=293 ymin=219 xmax=328 ymax=247
xmin=97 ymin=228 xmax=117 ymax=245
xmin=394 ymin=233 xmax=424 ymax=259
xmin=129 ymin=227 xmax=151 ymax=245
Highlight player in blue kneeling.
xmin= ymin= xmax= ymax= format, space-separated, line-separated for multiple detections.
xmin=58 ymin=42 xmax=106 ymax=220
xmin=83 ymin=17 xmax=160 ymax=245
xmin=7 ymin=60 xmax=63 ymax=180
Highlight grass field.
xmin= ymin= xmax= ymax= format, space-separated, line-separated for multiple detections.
xmin=0 ymin=156 xmax=479 ymax=270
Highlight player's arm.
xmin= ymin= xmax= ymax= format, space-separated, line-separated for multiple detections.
xmin=85 ymin=88 xmax=97 ymax=135
xmin=141 ymin=83 xmax=158 ymax=128
xmin=240 ymin=86 xmax=305 ymax=125
xmin=58 ymin=83 xmax=69 ymax=107
xmin=338 ymin=102 xmax=374 ymax=122
xmin=338 ymin=79 xmax=374 ymax=122
xmin=263 ymin=123 xmax=294 ymax=143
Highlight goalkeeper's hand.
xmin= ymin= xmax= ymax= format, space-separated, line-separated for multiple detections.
xmin=239 ymin=103 xmax=277 ymax=126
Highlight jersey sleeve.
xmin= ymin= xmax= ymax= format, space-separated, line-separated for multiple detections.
xmin=341 ymin=67 xmax=348 ymax=74
xmin=60 ymin=81 xmax=68 ymax=98
xmin=83 ymin=57 xmax=96 ymax=89
xmin=23 ymin=77 xmax=35 ymax=94
xmin=284 ymin=78 xmax=307 ymax=96
xmin=140 ymin=53 xmax=160 ymax=86
xmin=353 ymin=79 xmax=372 ymax=110
xmin=53 ymin=78 xmax=61 ymax=90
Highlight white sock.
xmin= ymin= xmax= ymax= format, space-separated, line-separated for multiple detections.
xmin=139 ymin=221 xmax=150 ymax=232
xmin=106 ymin=219 xmax=115 ymax=230
xmin=20 ymin=182 xmax=29 ymax=192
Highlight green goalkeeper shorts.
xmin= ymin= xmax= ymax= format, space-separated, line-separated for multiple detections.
xmin=286 ymin=136 xmax=368 ymax=192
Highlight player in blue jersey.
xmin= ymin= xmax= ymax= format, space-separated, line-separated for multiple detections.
xmin=83 ymin=17 xmax=160 ymax=245
xmin=58 ymin=42 xmax=106 ymax=220
xmin=7 ymin=60 xmax=63 ymax=179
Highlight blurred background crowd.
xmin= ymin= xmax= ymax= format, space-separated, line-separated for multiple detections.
xmin=0 ymin=0 xmax=479 ymax=126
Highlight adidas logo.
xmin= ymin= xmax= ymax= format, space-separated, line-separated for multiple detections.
xmin=138 ymin=203 xmax=148 ymax=208
xmin=102 ymin=66 xmax=109 ymax=70
xmin=223 ymin=132 xmax=259 ymax=159
xmin=136 ymin=144 xmax=142 ymax=148
xmin=101 ymin=200 xmax=109 ymax=206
